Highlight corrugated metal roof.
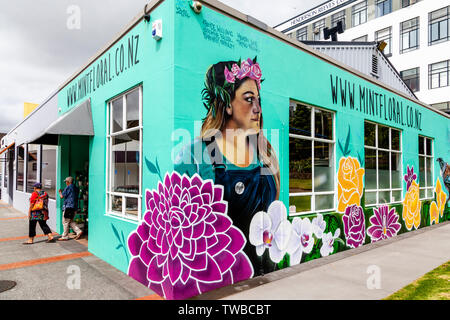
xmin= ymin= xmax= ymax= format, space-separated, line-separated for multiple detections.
xmin=301 ymin=41 xmax=417 ymax=100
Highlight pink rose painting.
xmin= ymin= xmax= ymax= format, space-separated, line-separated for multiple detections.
xmin=127 ymin=172 xmax=254 ymax=300
xmin=342 ymin=205 xmax=366 ymax=248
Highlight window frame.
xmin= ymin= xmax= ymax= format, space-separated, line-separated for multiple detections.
xmin=16 ymin=144 xmax=25 ymax=192
xmin=289 ymin=101 xmax=336 ymax=216
xmin=400 ymin=17 xmax=420 ymax=54
xmin=41 ymin=144 xmax=58 ymax=200
xmin=375 ymin=26 xmax=392 ymax=55
xmin=428 ymin=60 xmax=450 ymax=89
xmin=400 ymin=67 xmax=420 ymax=92
xmin=376 ymin=0 xmax=392 ymax=18
xmin=106 ymin=85 xmax=143 ymax=221
xmin=352 ymin=35 xmax=368 ymax=42
xmin=364 ymin=121 xmax=403 ymax=207
xmin=26 ymin=144 xmax=40 ymax=194
xmin=418 ymin=135 xmax=434 ymax=200
xmin=352 ymin=1 xmax=368 ymax=27
xmin=296 ymin=26 xmax=308 ymax=41
xmin=331 ymin=10 xmax=346 ymax=29
xmin=313 ymin=19 xmax=326 ymax=41
xmin=428 ymin=6 xmax=450 ymax=46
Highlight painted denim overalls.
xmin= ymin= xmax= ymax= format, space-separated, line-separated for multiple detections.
xmin=205 ymin=138 xmax=277 ymax=276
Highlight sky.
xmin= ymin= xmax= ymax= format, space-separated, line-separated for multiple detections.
xmin=0 ymin=0 xmax=323 ymax=133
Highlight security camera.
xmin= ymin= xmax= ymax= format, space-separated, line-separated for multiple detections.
xmin=190 ymin=1 xmax=202 ymax=14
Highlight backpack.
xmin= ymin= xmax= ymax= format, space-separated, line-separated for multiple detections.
xmin=31 ymin=191 xmax=49 ymax=219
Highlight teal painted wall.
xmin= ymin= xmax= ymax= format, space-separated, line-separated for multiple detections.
xmin=57 ymin=0 xmax=176 ymax=272
xmin=55 ymin=0 xmax=450 ymax=297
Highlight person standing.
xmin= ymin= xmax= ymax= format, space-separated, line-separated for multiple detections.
xmin=58 ymin=176 xmax=82 ymax=241
xmin=23 ymin=182 xmax=54 ymax=244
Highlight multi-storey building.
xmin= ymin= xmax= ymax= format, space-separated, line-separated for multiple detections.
xmin=275 ymin=0 xmax=450 ymax=115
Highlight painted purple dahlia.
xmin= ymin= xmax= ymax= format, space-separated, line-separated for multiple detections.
xmin=367 ymin=205 xmax=401 ymax=243
xmin=127 ymin=172 xmax=254 ymax=300
xmin=342 ymin=205 xmax=366 ymax=248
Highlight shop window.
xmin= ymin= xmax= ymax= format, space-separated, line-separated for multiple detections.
xmin=296 ymin=27 xmax=307 ymax=41
xmin=42 ymin=145 xmax=57 ymax=199
xmin=4 ymin=154 xmax=8 ymax=188
xmin=376 ymin=0 xmax=392 ymax=18
xmin=400 ymin=17 xmax=420 ymax=53
xmin=364 ymin=122 xmax=402 ymax=206
xmin=26 ymin=144 xmax=39 ymax=194
xmin=418 ymin=136 xmax=434 ymax=199
xmin=429 ymin=6 xmax=449 ymax=46
xmin=313 ymin=19 xmax=326 ymax=41
xmin=375 ymin=27 xmax=392 ymax=55
xmin=429 ymin=60 xmax=449 ymax=89
xmin=16 ymin=145 xmax=25 ymax=191
xmin=289 ymin=101 xmax=335 ymax=215
xmin=352 ymin=1 xmax=367 ymax=27
xmin=400 ymin=67 xmax=420 ymax=92
xmin=107 ymin=86 xmax=142 ymax=220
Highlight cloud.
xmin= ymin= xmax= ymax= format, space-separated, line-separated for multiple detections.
xmin=0 ymin=0 xmax=322 ymax=133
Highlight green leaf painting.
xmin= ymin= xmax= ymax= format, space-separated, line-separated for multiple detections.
xmin=112 ymin=224 xmax=129 ymax=265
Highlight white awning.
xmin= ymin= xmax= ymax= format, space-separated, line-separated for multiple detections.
xmin=25 ymin=99 xmax=94 ymax=144
xmin=45 ymin=99 xmax=94 ymax=136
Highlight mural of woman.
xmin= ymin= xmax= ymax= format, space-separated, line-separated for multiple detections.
xmin=175 ymin=57 xmax=281 ymax=276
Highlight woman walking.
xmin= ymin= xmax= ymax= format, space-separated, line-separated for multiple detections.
xmin=23 ymin=182 xmax=54 ymax=244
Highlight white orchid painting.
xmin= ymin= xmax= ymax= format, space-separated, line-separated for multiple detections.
xmin=249 ymin=200 xmax=293 ymax=263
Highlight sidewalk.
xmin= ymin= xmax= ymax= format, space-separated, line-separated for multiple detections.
xmin=194 ymin=220 xmax=450 ymax=300
xmin=0 ymin=201 xmax=160 ymax=300
xmin=1 ymin=200 xmax=449 ymax=300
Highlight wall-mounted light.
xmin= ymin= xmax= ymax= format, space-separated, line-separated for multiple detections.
xmin=143 ymin=4 xmax=150 ymax=22
xmin=190 ymin=1 xmax=202 ymax=14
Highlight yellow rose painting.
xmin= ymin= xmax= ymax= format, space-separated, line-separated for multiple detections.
xmin=337 ymin=157 xmax=365 ymax=213
xmin=435 ymin=179 xmax=447 ymax=218
xmin=429 ymin=201 xmax=439 ymax=225
xmin=402 ymin=180 xmax=421 ymax=230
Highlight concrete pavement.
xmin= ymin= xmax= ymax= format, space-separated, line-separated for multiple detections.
xmin=0 ymin=201 xmax=160 ymax=300
xmin=194 ymin=220 xmax=450 ymax=300
xmin=1 ymin=200 xmax=449 ymax=300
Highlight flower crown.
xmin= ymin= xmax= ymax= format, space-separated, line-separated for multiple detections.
xmin=202 ymin=57 xmax=263 ymax=118
xmin=224 ymin=58 xmax=262 ymax=90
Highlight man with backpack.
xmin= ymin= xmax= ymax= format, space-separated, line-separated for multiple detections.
xmin=23 ymin=182 xmax=54 ymax=244
xmin=58 ymin=176 xmax=82 ymax=241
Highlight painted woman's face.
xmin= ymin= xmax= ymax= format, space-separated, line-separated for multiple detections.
xmin=227 ymin=79 xmax=261 ymax=134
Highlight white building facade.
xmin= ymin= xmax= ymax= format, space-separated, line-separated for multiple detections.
xmin=275 ymin=0 xmax=450 ymax=114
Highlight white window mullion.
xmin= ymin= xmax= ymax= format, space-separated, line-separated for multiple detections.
xmin=375 ymin=124 xmax=379 ymax=205
xmin=106 ymin=86 xmax=142 ymax=221
xmin=389 ymin=128 xmax=392 ymax=202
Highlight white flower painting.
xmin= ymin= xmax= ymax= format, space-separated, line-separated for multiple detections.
xmin=249 ymin=201 xmax=292 ymax=263
xmin=286 ymin=217 xmax=314 ymax=265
